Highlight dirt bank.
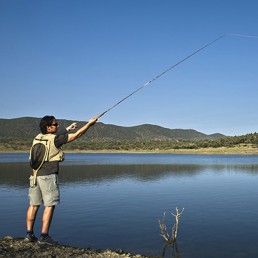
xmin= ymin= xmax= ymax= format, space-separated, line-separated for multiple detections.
xmin=2 ymin=145 xmax=258 ymax=155
xmin=0 ymin=236 xmax=156 ymax=258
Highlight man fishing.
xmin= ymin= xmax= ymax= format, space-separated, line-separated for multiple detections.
xmin=25 ymin=115 xmax=99 ymax=245
xmin=23 ymin=32 xmax=258 ymax=246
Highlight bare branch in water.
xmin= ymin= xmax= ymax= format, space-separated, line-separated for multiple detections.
xmin=171 ymin=207 xmax=184 ymax=241
xmin=158 ymin=212 xmax=171 ymax=243
xmin=158 ymin=208 xmax=184 ymax=244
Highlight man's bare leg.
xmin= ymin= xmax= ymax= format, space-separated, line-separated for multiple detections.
xmin=38 ymin=206 xmax=58 ymax=245
xmin=25 ymin=205 xmax=40 ymax=242
xmin=26 ymin=205 xmax=39 ymax=231
xmin=41 ymin=206 xmax=55 ymax=234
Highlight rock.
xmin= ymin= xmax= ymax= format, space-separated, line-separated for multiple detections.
xmin=0 ymin=246 xmax=7 ymax=256
xmin=4 ymin=236 xmax=13 ymax=240
xmin=0 ymin=236 xmax=158 ymax=258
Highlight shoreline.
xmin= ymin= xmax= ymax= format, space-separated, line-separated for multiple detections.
xmin=0 ymin=236 xmax=154 ymax=258
xmin=0 ymin=146 xmax=258 ymax=155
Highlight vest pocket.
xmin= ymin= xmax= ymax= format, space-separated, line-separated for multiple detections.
xmin=29 ymin=175 xmax=37 ymax=188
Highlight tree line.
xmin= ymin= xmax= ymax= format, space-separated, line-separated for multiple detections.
xmin=1 ymin=132 xmax=257 ymax=152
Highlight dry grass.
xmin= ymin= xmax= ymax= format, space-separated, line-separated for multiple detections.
xmin=1 ymin=145 xmax=258 ymax=155
xmin=158 ymin=145 xmax=258 ymax=155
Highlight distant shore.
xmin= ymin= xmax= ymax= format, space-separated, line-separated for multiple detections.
xmin=0 ymin=146 xmax=258 ymax=155
xmin=71 ymin=146 xmax=258 ymax=155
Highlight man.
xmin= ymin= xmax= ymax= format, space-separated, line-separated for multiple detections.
xmin=24 ymin=115 xmax=99 ymax=245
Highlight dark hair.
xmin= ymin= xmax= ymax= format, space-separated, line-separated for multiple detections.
xmin=39 ymin=115 xmax=56 ymax=134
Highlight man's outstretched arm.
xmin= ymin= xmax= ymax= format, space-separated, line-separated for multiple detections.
xmin=67 ymin=117 xmax=98 ymax=143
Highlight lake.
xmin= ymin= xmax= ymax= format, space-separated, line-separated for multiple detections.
xmin=1 ymin=153 xmax=258 ymax=257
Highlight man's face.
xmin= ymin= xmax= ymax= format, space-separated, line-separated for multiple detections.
xmin=46 ymin=119 xmax=59 ymax=133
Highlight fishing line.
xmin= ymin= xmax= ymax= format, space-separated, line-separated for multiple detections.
xmin=97 ymin=33 xmax=257 ymax=119
xmin=226 ymin=33 xmax=258 ymax=39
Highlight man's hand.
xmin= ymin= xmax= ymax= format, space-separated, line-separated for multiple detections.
xmin=66 ymin=123 xmax=78 ymax=132
xmin=67 ymin=116 xmax=100 ymax=142
xmin=88 ymin=117 xmax=99 ymax=126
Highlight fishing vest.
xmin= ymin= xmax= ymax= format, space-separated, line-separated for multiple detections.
xmin=30 ymin=133 xmax=64 ymax=163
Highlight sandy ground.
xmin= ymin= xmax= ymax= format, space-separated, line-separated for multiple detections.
xmin=1 ymin=146 xmax=258 ymax=155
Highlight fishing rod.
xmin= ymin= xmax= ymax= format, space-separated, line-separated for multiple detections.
xmin=97 ymin=33 xmax=257 ymax=119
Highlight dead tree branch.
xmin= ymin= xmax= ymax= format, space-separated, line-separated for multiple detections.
xmin=158 ymin=207 xmax=184 ymax=244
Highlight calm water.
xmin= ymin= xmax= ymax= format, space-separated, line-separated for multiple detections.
xmin=1 ymin=153 xmax=258 ymax=257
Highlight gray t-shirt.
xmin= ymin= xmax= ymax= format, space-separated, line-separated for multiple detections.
xmin=37 ymin=127 xmax=68 ymax=176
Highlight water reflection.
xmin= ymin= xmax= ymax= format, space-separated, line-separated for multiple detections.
xmin=59 ymin=164 xmax=204 ymax=184
xmin=1 ymin=162 xmax=258 ymax=188
xmin=161 ymin=242 xmax=180 ymax=258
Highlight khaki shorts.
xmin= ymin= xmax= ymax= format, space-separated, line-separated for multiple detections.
xmin=28 ymin=174 xmax=60 ymax=206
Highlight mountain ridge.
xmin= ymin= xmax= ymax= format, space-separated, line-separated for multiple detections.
xmin=0 ymin=117 xmax=225 ymax=141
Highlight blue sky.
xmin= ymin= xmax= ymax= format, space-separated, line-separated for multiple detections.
xmin=1 ymin=0 xmax=258 ymax=136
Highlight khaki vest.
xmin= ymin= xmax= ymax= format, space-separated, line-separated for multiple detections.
xmin=30 ymin=133 xmax=64 ymax=162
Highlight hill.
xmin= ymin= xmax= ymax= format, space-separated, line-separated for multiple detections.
xmin=0 ymin=117 xmax=225 ymax=141
xmin=1 ymin=117 xmax=258 ymax=153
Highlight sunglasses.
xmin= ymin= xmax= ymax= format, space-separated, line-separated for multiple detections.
xmin=51 ymin=123 xmax=59 ymax=127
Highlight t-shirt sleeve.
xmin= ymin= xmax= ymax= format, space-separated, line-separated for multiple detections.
xmin=56 ymin=126 xmax=68 ymax=135
xmin=54 ymin=134 xmax=68 ymax=148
